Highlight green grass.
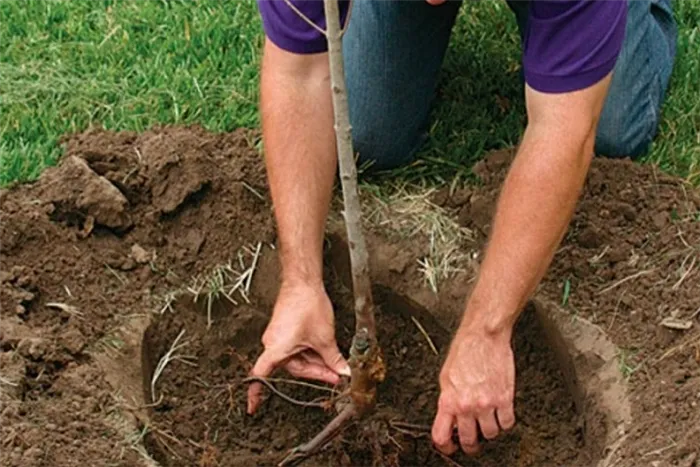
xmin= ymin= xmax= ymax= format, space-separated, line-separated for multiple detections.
xmin=0 ymin=0 xmax=263 ymax=184
xmin=1 ymin=0 xmax=698 ymax=186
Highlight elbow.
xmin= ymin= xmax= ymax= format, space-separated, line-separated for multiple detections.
xmin=524 ymin=115 xmax=598 ymax=172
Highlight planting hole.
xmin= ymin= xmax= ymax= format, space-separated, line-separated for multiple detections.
xmin=140 ymin=247 xmax=610 ymax=467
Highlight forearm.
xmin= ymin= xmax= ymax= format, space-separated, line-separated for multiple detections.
xmin=261 ymin=40 xmax=336 ymax=286
xmin=462 ymin=125 xmax=593 ymax=335
xmin=462 ymin=78 xmax=611 ymax=336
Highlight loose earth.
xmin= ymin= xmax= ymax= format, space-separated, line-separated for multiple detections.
xmin=1 ymin=126 xmax=698 ymax=467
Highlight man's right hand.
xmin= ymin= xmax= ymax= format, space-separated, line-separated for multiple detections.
xmin=246 ymin=282 xmax=350 ymax=414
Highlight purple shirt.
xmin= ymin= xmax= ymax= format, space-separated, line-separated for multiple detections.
xmin=257 ymin=0 xmax=627 ymax=93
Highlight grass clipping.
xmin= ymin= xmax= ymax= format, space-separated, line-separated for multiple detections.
xmin=362 ymin=183 xmax=477 ymax=293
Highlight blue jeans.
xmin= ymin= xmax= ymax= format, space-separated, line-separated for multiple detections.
xmin=343 ymin=0 xmax=677 ymax=170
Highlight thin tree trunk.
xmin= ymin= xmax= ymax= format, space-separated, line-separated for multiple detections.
xmin=278 ymin=4 xmax=386 ymax=464
xmin=322 ymin=0 xmax=376 ymax=340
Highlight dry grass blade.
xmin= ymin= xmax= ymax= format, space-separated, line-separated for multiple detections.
xmin=158 ymin=291 xmax=180 ymax=314
xmin=597 ymin=269 xmax=657 ymax=295
xmin=105 ymin=263 xmax=127 ymax=285
xmin=0 ymin=376 xmax=18 ymax=387
xmin=672 ymin=254 xmax=696 ymax=290
xmin=46 ymin=302 xmax=83 ymax=318
xmin=654 ymin=330 xmax=700 ymax=364
xmin=433 ymin=449 xmax=467 ymax=467
xmin=410 ymin=316 xmax=438 ymax=355
xmin=184 ymin=245 xmax=266 ymax=329
xmin=150 ymin=329 xmax=196 ymax=403
xmin=365 ymin=183 xmax=475 ymax=293
xmin=690 ymin=306 xmax=700 ymax=320
xmin=245 ymin=242 xmax=262 ymax=294
xmin=241 ymin=181 xmax=265 ymax=201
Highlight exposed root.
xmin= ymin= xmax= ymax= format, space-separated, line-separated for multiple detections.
xmin=389 ymin=420 xmax=431 ymax=438
xmin=433 ymin=448 xmax=467 ymax=467
xmin=278 ymin=403 xmax=358 ymax=467
xmin=255 ymin=377 xmax=339 ymax=394
xmin=243 ymin=376 xmax=329 ymax=409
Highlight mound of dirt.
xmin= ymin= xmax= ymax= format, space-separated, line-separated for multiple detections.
xmin=1 ymin=126 xmax=274 ymax=467
xmin=1 ymin=126 xmax=698 ymax=467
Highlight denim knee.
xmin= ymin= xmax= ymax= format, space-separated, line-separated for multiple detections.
xmin=352 ymin=122 xmax=425 ymax=171
xmin=595 ymin=110 xmax=657 ymax=159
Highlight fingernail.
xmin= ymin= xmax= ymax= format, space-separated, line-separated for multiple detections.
xmin=339 ymin=365 xmax=351 ymax=377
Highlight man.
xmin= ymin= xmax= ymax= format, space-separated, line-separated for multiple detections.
xmin=246 ymin=0 xmax=677 ymax=456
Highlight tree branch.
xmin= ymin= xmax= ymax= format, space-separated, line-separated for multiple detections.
xmin=340 ymin=0 xmax=353 ymax=36
xmin=283 ymin=0 xmax=327 ymax=36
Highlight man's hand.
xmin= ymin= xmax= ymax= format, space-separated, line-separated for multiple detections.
xmin=432 ymin=324 xmax=515 ymax=455
xmin=246 ymin=282 xmax=350 ymax=414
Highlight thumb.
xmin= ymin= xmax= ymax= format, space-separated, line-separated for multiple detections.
xmin=246 ymin=349 xmax=280 ymax=415
xmin=317 ymin=344 xmax=351 ymax=377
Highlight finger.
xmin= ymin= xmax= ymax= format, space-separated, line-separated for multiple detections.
xmin=315 ymin=343 xmax=351 ymax=377
xmin=300 ymin=351 xmax=349 ymax=378
xmin=247 ymin=350 xmax=280 ymax=415
xmin=431 ymin=408 xmax=457 ymax=455
xmin=477 ymin=410 xmax=500 ymax=440
xmin=457 ymin=416 xmax=480 ymax=455
xmin=497 ymin=403 xmax=516 ymax=431
xmin=285 ymin=357 xmax=340 ymax=385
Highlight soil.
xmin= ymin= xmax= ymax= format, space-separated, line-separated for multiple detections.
xmin=442 ymin=151 xmax=700 ymax=467
xmin=141 ymin=279 xmax=586 ymax=467
xmin=1 ymin=126 xmax=698 ymax=467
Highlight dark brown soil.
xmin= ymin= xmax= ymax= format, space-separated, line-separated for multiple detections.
xmin=443 ymin=151 xmax=700 ymax=467
xmin=1 ymin=126 xmax=698 ymax=467
xmin=141 ymin=269 xmax=586 ymax=467
xmin=1 ymin=126 xmax=274 ymax=467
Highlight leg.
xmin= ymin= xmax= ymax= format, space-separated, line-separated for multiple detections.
xmin=595 ymin=0 xmax=677 ymax=158
xmin=343 ymin=0 xmax=462 ymax=171
xmin=507 ymin=0 xmax=678 ymax=159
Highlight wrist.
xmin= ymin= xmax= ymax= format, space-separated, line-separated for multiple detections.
xmin=458 ymin=294 xmax=516 ymax=340
xmin=279 ymin=252 xmax=324 ymax=290
xmin=280 ymin=274 xmax=324 ymax=291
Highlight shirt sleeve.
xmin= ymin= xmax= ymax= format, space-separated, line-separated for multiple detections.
xmin=257 ymin=0 xmax=350 ymax=54
xmin=523 ymin=0 xmax=628 ymax=93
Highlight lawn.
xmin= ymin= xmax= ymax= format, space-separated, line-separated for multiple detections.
xmin=1 ymin=0 xmax=698 ymax=186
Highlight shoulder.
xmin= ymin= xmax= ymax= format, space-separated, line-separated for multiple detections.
xmin=524 ymin=0 xmax=628 ymax=93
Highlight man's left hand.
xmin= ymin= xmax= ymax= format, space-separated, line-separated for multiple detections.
xmin=431 ymin=324 xmax=516 ymax=455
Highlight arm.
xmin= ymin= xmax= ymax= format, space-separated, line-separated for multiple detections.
xmin=247 ymin=40 xmax=350 ymax=414
xmin=464 ymin=74 xmax=612 ymax=336
xmin=261 ymin=39 xmax=336 ymax=287
xmin=432 ymin=75 xmax=613 ymax=454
